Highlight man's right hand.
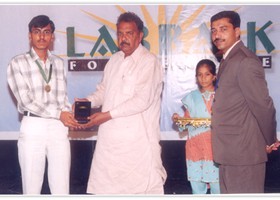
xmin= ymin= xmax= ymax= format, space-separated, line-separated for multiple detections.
xmin=60 ymin=111 xmax=81 ymax=129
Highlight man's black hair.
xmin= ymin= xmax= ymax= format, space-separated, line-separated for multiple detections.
xmin=116 ymin=12 xmax=144 ymax=32
xmin=211 ymin=11 xmax=241 ymax=28
xmin=28 ymin=15 xmax=55 ymax=33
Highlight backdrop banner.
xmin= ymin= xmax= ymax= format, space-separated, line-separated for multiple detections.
xmin=1 ymin=4 xmax=279 ymax=140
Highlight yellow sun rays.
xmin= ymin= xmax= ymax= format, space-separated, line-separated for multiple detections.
xmin=58 ymin=5 xmax=255 ymax=57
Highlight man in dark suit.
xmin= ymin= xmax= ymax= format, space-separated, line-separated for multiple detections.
xmin=210 ymin=10 xmax=279 ymax=193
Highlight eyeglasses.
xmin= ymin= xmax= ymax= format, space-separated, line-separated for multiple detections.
xmin=31 ymin=29 xmax=52 ymax=36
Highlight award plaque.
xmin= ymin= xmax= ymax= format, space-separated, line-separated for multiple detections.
xmin=175 ymin=117 xmax=211 ymax=129
xmin=74 ymin=101 xmax=91 ymax=124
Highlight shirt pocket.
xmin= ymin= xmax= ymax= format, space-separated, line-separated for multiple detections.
xmin=121 ymin=75 xmax=135 ymax=96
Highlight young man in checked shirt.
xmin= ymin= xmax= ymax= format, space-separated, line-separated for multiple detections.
xmin=7 ymin=15 xmax=80 ymax=194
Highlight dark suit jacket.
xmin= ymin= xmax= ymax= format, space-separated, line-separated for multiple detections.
xmin=212 ymin=41 xmax=277 ymax=165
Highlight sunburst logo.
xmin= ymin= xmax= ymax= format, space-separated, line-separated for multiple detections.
xmin=57 ymin=5 xmax=276 ymax=71
xmin=59 ymin=5 xmax=210 ymax=57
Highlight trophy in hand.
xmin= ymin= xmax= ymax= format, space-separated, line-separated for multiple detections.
xmin=174 ymin=117 xmax=211 ymax=129
xmin=74 ymin=101 xmax=91 ymax=124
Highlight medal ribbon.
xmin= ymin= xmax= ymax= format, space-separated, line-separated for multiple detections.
xmin=35 ymin=60 xmax=52 ymax=84
xmin=29 ymin=51 xmax=52 ymax=84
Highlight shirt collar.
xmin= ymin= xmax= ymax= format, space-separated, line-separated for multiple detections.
xmin=223 ymin=40 xmax=241 ymax=59
xmin=119 ymin=44 xmax=143 ymax=63
xmin=29 ymin=47 xmax=53 ymax=63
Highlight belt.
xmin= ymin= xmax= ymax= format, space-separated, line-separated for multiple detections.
xmin=23 ymin=111 xmax=41 ymax=117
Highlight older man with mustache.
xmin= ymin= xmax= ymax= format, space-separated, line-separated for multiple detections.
xmin=75 ymin=12 xmax=167 ymax=194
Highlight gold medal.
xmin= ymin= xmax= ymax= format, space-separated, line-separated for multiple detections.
xmin=45 ymin=85 xmax=51 ymax=92
xmin=32 ymin=56 xmax=53 ymax=94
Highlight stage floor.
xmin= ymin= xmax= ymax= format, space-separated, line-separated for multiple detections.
xmin=0 ymin=140 xmax=280 ymax=194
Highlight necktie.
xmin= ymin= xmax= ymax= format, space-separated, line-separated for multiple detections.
xmin=215 ymin=58 xmax=224 ymax=91
xmin=217 ymin=58 xmax=225 ymax=79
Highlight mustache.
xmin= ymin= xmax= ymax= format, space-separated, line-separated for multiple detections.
xmin=38 ymin=39 xmax=47 ymax=42
xmin=120 ymin=41 xmax=130 ymax=46
xmin=214 ymin=38 xmax=224 ymax=43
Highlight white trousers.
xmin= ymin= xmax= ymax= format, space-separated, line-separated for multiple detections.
xmin=18 ymin=116 xmax=70 ymax=194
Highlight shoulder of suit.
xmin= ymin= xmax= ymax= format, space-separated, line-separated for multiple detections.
xmin=238 ymin=44 xmax=259 ymax=60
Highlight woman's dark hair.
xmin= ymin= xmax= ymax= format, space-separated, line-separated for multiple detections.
xmin=117 ymin=12 xmax=144 ymax=32
xmin=28 ymin=15 xmax=55 ymax=33
xmin=195 ymin=59 xmax=217 ymax=86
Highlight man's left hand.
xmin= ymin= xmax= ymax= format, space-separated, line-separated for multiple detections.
xmin=81 ymin=111 xmax=112 ymax=129
xmin=266 ymin=140 xmax=280 ymax=154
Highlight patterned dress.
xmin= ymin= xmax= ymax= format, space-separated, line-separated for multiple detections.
xmin=181 ymin=89 xmax=219 ymax=184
